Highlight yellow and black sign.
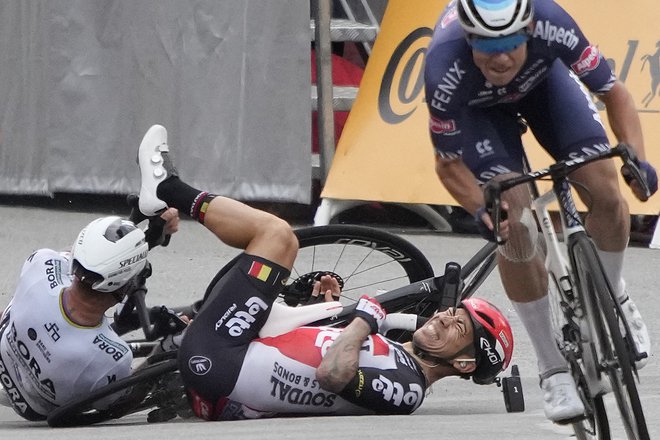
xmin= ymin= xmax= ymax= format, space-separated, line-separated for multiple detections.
xmin=322 ymin=0 xmax=660 ymax=215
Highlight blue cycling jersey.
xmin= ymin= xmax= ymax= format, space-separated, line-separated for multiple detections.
xmin=424 ymin=0 xmax=615 ymax=182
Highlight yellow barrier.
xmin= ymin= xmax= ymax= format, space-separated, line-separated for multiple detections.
xmin=321 ymin=0 xmax=660 ymax=215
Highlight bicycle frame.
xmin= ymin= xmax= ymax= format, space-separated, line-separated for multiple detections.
xmin=493 ymin=146 xmax=647 ymax=363
xmin=531 ymin=178 xmax=614 ymax=397
xmin=533 ymin=185 xmax=574 ymax=304
xmin=485 ymin=143 xmax=652 ymax=440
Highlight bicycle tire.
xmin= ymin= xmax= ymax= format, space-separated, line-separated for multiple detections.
xmin=47 ymin=354 xmax=179 ymax=427
xmin=289 ymin=225 xmax=435 ymax=306
xmin=293 ymin=227 xmax=497 ymax=342
xmin=546 ymin=262 xmax=609 ymax=439
xmin=570 ymin=234 xmax=649 ymax=440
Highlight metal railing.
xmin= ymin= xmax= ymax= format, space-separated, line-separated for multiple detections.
xmin=311 ymin=0 xmax=382 ymax=183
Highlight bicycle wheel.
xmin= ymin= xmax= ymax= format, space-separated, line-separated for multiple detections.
xmin=47 ymin=353 xmax=181 ymax=427
xmin=546 ymin=269 xmax=610 ymax=440
xmin=570 ymin=234 xmax=649 ymax=440
xmin=286 ymin=225 xmax=434 ymax=306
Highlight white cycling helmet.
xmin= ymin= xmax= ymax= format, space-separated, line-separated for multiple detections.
xmin=70 ymin=216 xmax=149 ymax=293
xmin=457 ymin=0 xmax=534 ymax=38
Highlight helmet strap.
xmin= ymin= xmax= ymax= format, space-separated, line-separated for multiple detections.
xmin=412 ymin=343 xmax=448 ymax=368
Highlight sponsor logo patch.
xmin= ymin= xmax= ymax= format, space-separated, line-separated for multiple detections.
xmin=480 ymin=337 xmax=503 ymax=366
xmin=225 ymin=297 xmax=268 ymax=337
xmin=429 ymin=116 xmax=458 ymax=134
xmin=371 ymin=374 xmax=423 ymax=409
xmin=571 ymin=45 xmax=601 ymax=76
xmin=533 ymin=20 xmax=579 ymax=50
xmin=189 ymin=356 xmax=212 ymax=375
xmin=92 ymin=334 xmax=129 ymax=361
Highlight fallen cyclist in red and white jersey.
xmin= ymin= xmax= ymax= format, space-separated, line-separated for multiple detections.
xmin=135 ymin=124 xmax=515 ymax=420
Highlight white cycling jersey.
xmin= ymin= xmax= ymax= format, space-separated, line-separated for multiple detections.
xmin=0 ymin=249 xmax=132 ymax=419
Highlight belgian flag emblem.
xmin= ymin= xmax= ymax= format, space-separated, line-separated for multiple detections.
xmin=248 ymin=261 xmax=272 ymax=281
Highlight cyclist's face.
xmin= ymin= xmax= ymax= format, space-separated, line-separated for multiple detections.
xmin=472 ymin=43 xmax=527 ymax=86
xmin=412 ymin=307 xmax=473 ymax=358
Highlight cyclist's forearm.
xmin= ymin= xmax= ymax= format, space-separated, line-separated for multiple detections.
xmin=315 ymin=318 xmax=371 ymax=393
xmin=600 ymin=80 xmax=646 ymax=161
xmin=435 ymin=154 xmax=483 ymax=214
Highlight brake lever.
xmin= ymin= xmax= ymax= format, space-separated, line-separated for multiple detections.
xmin=483 ymin=181 xmax=507 ymax=245
xmin=617 ymin=143 xmax=651 ymax=200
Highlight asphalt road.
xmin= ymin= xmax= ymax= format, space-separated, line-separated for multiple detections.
xmin=0 ymin=203 xmax=658 ymax=439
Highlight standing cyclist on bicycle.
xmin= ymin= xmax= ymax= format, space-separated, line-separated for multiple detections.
xmin=424 ymin=0 xmax=658 ymax=424
xmin=137 ymin=124 xmax=515 ymax=420
xmin=0 ymin=210 xmax=179 ymax=420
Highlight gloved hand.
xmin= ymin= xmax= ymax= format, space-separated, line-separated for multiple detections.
xmin=307 ymin=274 xmax=341 ymax=304
xmin=622 ymin=160 xmax=658 ymax=200
xmin=645 ymin=161 xmax=659 ymax=195
xmin=474 ymin=207 xmax=497 ymax=242
xmin=474 ymin=206 xmax=509 ymax=243
xmin=353 ymin=295 xmax=386 ymax=334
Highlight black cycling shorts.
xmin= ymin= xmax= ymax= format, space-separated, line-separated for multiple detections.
xmin=177 ymin=253 xmax=290 ymax=401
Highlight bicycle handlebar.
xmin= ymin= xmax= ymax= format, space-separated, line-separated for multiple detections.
xmin=483 ymin=144 xmax=651 ymax=244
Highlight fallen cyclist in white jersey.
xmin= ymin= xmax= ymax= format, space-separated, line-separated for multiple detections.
xmin=0 ymin=208 xmax=179 ymax=420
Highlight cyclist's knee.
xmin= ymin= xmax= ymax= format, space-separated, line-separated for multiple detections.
xmin=499 ymin=207 xmax=540 ymax=263
xmin=593 ymin=189 xmax=627 ymax=212
xmin=579 ymin=184 xmax=628 ymax=222
xmin=254 ymin=214 xmax=299 ymax=264
xmin=572 ymin=161 xmax=627 ymax=213
xmin=271 ymin=217 xmax=298 ymax=253
xmin=492 ymin=173 xmax=540 ymax=262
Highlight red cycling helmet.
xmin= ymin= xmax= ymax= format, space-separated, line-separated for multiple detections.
xmin=460 ymin=297 xmax=514 ymax=385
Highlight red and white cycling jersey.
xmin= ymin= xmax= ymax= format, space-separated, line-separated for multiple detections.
xmin=212 ymin=326 xmax=426 ymax=420
xmin=0 ymin=249 xmax=132 ymax=419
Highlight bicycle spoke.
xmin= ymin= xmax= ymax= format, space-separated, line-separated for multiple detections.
xmin=288 ymin=226 xmax=434 ymax=307
xmin=569 ymin=236 xmax=649 ymax=440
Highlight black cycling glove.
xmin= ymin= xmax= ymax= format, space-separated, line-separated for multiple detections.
xmin=352 ymin=295 xmax=386 ymax=334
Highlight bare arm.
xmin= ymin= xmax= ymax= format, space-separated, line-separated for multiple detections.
xmin=315 ymin=318 xmax=371 ymax=393
xmin=434 ymin=154 xmax=484 ymax=215
xmin=598 ymin=79 xmax=656 ymax=199
xmin=435 ymin=153 xmax=512 ymax=238
xmin=598 ymin=80 xmax=646 ymax=160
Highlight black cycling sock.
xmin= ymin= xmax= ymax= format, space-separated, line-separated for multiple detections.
xmin=156 ymin=177 xmax=217 ymax=223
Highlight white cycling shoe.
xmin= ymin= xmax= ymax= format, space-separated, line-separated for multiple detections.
xmin=619 ymin=297 xmax=650 ymax=369
xmin=137 ymin=124 xmax=178 ymax=217
xmin=541 ymin=372 xmax=585 ymax=424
